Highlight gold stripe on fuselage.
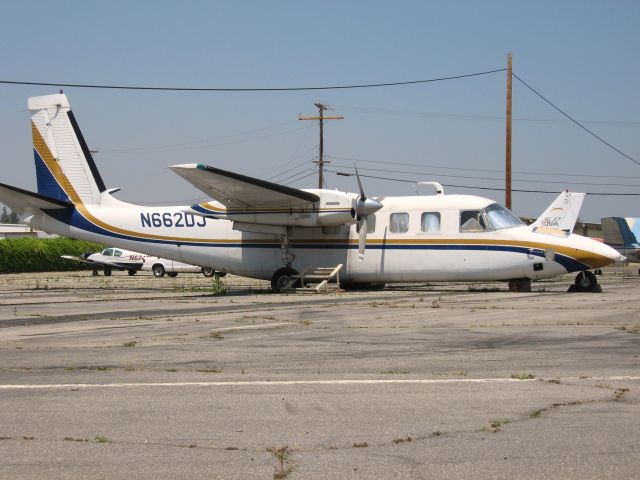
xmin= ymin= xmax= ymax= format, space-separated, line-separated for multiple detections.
xmin=32 ymin=122 xmax=608 ymax=268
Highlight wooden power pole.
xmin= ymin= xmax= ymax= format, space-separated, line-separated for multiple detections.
xmin=505 ymin=53 xmax=513 ymax=210
xmin=299 ymin=103 xmax=344 ymax=188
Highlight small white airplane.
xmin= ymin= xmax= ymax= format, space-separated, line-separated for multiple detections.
xmin=62 ymin=247 xmax=217 ymax=277
xmin=0 ymin=94 xmax=622 ymax=292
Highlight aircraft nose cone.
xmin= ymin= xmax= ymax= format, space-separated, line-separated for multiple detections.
xmin=591 ymin=240 xmax=624 ymax=267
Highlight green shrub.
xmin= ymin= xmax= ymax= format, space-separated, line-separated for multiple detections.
xmin=0 ymin=238 xmax=104 ymax=273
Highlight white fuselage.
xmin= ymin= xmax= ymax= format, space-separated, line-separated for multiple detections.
xmin=27 ymin=192 xmax=620 ymax=283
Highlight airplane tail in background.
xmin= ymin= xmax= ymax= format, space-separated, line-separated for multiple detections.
xmin=29 ymin=94 xmax=106 ymax=206
xmin=531 ymin=191 xmax=585 ymax=233
xmin=601 ymin=217 xmax=640 ymax=248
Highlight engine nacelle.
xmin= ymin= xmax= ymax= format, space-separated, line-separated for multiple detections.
xmin=187 ymin=190 xmax=358 ymax=228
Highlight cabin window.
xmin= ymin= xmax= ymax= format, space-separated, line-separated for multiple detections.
xmin=113 ymin=250 xmax=122 ymax=257
xmin=421 ymin=212 xmax=441 ymax=233
xmin=460 ymin=210 xmax=486 ymax=232
xmin=102 ymin=248 xmax=113 ymax=256
xmin=356 ymin=214 xmax=376 ymax=234
xmin=390 ymin=213 xmax=409 ymax=233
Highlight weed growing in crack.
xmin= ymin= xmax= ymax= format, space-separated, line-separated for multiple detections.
xmin=267 ymin=446 xmax=294 ymax=480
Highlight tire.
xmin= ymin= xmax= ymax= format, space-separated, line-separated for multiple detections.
xmin=202 ymin=267 xmax=215 ymax=277
xmin=575 ymin=271 xmax=597 ymax=292
xmin=270 ymin=267 xmax=300 ymax=293
xmin=104 ymin=267 xmax=112 ymax=276
xmin=127 ymin=269 xmax=136 ymax=276
xmin=167 ymin=272 xmax=178 ymax=278
xmin=152 ymin=264 xmax=166 ymax=277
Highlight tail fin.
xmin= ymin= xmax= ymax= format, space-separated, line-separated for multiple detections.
xmin=29 ymin=94 xmax=106 ymax=206
xmin=601 ymin=217 xmax=640 ymax=247
xmin=531 ymin=191 xmax=585 ymax=233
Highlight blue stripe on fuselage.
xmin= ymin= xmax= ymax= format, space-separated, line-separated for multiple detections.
xmin=45 ymin=207 xmax=590 ymax=273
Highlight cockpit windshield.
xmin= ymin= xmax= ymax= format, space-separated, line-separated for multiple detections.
xmin=484 ymin=203 xmax=524 ymax=230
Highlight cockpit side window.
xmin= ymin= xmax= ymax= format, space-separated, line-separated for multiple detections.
xmin=484 ymin=203 xmax=524 ymax=230
xmin=460 ymin=210 xmax=486 ymax=232
xmin=102 ymin=248 xmax=113 ymax=256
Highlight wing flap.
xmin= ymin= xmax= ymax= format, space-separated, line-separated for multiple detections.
xmin=170 ymin=163 xmax=319 ymax=209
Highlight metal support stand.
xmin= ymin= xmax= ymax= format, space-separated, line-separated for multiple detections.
xmin=280 ymin=231 xmax=295 ymax=268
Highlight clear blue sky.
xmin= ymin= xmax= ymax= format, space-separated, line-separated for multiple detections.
xmin=1 ymin=0 xmax=639 ymax=221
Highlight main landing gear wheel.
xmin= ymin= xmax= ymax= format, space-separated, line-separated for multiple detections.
xmin=167 ymin=272 xmax=178 ymax=278
xmin=103 ymin=267 xmax=112 ymax=276
xmin=152 ymin=264 xmax=165 ymax=277
xmin=574 ymin=271 xmax=600 ymax=292
xmin=271 ymin=267 xmax=300 ymax=293
xmin=127 ymin=269 xmax=136 ymax=276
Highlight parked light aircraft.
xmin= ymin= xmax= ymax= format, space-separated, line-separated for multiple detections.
xmin=0 ymin=94 xmax=623 ymax=292
xmin=62 ymin=247 xmax=217 ymax=277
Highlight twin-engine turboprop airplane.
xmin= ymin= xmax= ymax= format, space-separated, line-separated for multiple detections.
xmin=0 ymin=94 xmax=623 ymax=292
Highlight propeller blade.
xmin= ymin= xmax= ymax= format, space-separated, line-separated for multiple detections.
xmin=354 ymin=164 xmax=366 ymax=200
xmin=358 ymin=216 xmax=368 ymax=261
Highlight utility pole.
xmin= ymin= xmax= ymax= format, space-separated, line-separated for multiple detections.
xmin=505 ymin=53 xmax=513 ymax=210
xmin=299 ymin=103 xmax=344 ymax=188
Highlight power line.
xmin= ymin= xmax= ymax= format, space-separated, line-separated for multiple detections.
xmin=334 ymin=105 xmax=640 ymax=126
xmin=330 ymin=163 xmax=640 ymax=188
xmin=513 ymin=73 xmax=640 ymax=168
xmin=329 ymin=169 xmax=640 ymax=196
xmin=101 ymin=125 xmax=312 ymax=154
xmin=282 ymin=168 xmax=318 ymax=186
xmin=0 ymin=69 xmax=505 ymax=92
xmin=100 ymin=120 xmax=299 ymax=153
xmin=268 ymin=159 xmax=317 ymax=182
xmin=326 ymin=155 xmax=640 ymax=180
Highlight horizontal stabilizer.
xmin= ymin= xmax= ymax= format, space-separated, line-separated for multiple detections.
xmin=531 ymin=191 xmax=585 ymax=232
xmin=0 ymin=182 xmax=73 ymax=214
xmin=170 ymin=163 xmax=319 ymax=209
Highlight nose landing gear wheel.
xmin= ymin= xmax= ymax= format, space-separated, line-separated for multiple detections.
xmin=573 ymin=271 xmax=600 ymax=292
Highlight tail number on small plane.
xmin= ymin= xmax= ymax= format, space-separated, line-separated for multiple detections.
xmin=140 ymin=212 xmax=207 ymax=228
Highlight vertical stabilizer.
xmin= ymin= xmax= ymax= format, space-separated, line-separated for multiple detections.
xmin=29 ymin=94 xmax=106 ymax=205
xmin=531 ymin=191 xmax=585 ymax=232
xmin=602 ymin=217 xmax=640 ymax=247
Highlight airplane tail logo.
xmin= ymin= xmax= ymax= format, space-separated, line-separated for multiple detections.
xmin=29 ymin=94 xmax=106 ymax=206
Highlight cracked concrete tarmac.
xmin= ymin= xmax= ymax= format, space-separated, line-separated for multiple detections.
xmin=0 ymin=270 xmax=639 ymax=479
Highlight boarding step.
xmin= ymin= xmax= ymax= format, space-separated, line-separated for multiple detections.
xmin=287 ymin=264 xmax=343 ymax=293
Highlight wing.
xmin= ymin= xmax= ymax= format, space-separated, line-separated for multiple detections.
xmin=61 ymin=255 xmax=95 ymax=265
xmin=0 ymin=183 xmax=73 ymax=214
xmin=170 ymin=163 xmax=319 ymax=211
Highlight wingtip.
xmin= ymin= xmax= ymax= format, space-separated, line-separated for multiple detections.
xmin=169 ymin=163 xmax=200 ymax=171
